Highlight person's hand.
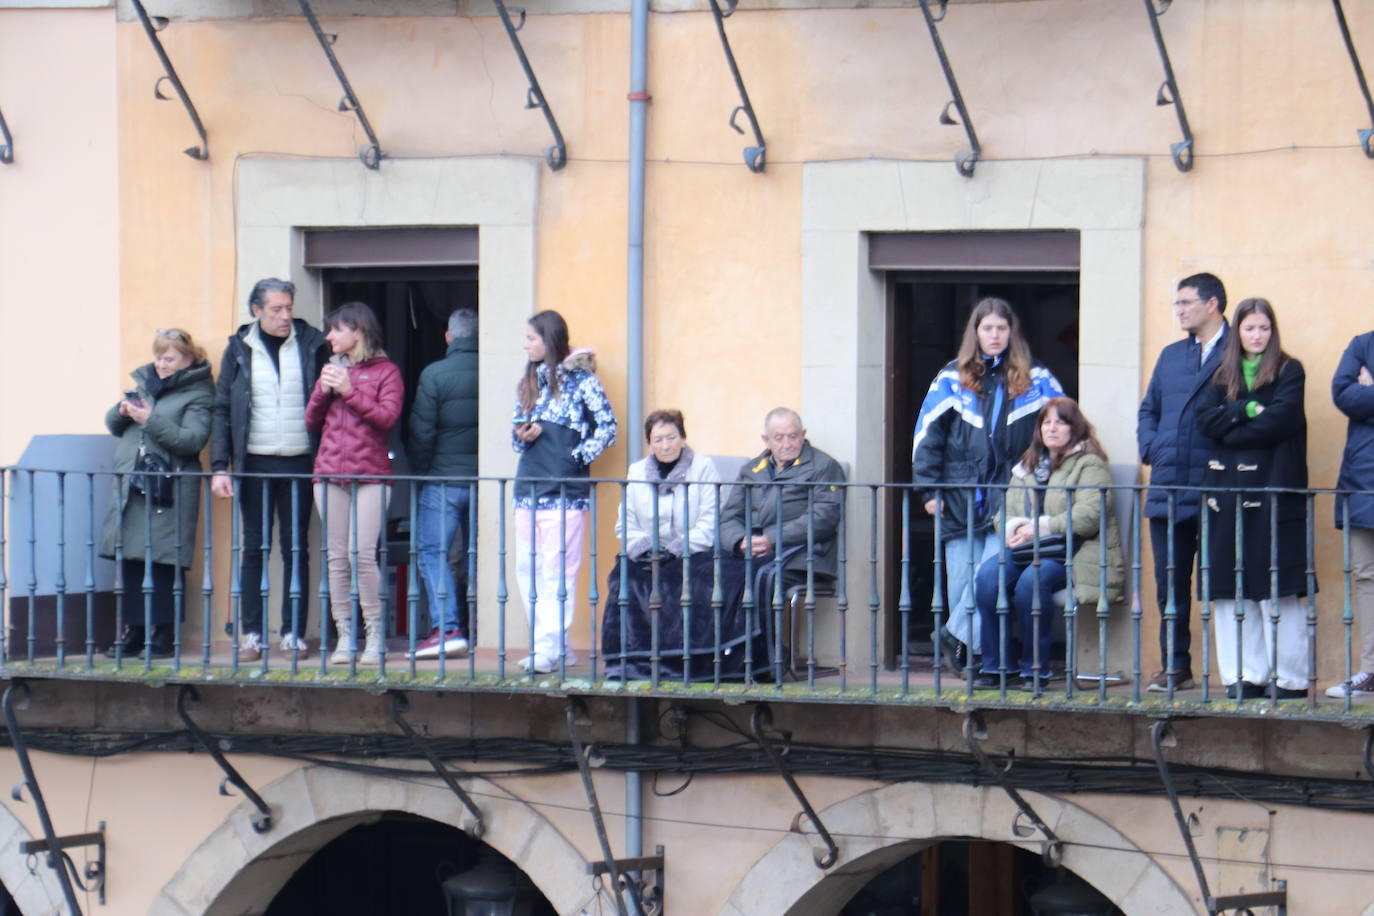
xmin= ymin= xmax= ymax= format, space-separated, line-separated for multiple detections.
xmin=1360 ymin=366 xmax=1373 ymax=387
xmin=321 ymin=364 xmax=350 ymax=394
xmin=211 ymin=473 xmax=234 ymax=500
xmin=1253 ymin=404 xmax=1264 ymax=414
xmin=126 ymin=400 xmax=151 ymax=425
xmin=1005 ymin=521 xmax=1034 ymax=549
xmin=923 ymin=498 xmax=938 ymax=516
xmin=747 ymin=534 xmax=772 ymax=558
xmin=118 ymin=400 xmax=131 ymax=418
xmin=514 ymin=421 xmax=542 ymax=443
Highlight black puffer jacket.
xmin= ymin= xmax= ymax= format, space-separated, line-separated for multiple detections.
xmin=409 ymin=335 xmax=478 ymax=478
xmin=209 ymin=318 xmax=330 ymax=472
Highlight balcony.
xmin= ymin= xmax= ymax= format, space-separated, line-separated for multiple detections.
xmin=1 ymin=457 xmax=1370 ymax=724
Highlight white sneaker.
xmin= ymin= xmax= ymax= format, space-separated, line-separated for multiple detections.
xmin=279 ymin=634 xmax=310 ymax=659
xmin=517 ymin=654 xmax=555 ymax=674
xmin=1324 ymin=671 xmax=1374 ymax=698
xmin=239 ymin=632 xmax=263 ymax=661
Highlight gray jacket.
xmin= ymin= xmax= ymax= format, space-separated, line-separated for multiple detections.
xmin=718 ymin=441 xmax=846 ymax=578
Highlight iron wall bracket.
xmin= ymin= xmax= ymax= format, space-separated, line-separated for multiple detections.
xmin=297 ymin=0 xmax=384 ymax=169
xmin=588 ymin=846 xmax=665 ymax=915
xmin=18 ymin=825 xmax=106 ymax=906
xmin=1143 ymin=0 xmax=1194 ymax=172
xmin=388 ymin=692 xmax=485 ymax=838
xmin=0 ymin=104 xmax=12 ymax=164
xmin=706 ymin=0 xmax=766 ymax=172
xmin=916 ymin=0 xmax=981 ymax=177
xmin=750 ymin=704 xmax=839 ymax=869
xmin=1152 ymin=721 xmax=1288 ymax=915
xmin=176 ymin=686 xmax=274 ymax=833
xmin=962 ymin=712 xmax=1063 ymax=868
xmin=129 ymin=0 xmax=209 ymax=160
xmin=4 ymin=682 xmax=87 ymax=914
xmin=566 ymin=699 xmax=636 ymax=916
xmin=491 ymin=1 xmax=568 ymax=171
xmin=1332 ymin=0 xmax=1374 ymax=158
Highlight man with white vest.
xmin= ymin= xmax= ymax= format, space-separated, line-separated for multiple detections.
xmin=210 ymin=278 xmax=331 ymax=660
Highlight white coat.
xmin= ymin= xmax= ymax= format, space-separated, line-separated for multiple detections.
xmin=615 ymin=450 xmax=722 ymax=556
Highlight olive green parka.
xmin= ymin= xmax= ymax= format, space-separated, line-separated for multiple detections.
xmin=999 ymin=446 xmax=1126 ymax=606
xmin=99 ymin=361 xmax=215 ymax=568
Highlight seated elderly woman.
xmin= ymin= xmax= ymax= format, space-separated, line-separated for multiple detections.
xmin=971 ymin=397 xmax=1125 ymax=690
xmin=602 ymin=409 xmax=750 ymax=680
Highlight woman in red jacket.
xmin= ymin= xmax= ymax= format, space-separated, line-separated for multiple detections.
xmin=306 ymin=301 xmax=404 ymax=667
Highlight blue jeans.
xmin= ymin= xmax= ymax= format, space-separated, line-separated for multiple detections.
xmin=941 ymin=532 xmax=999 ymax=653
xmin=975 ymin=553 xmax=1066 ymax=677
xmin=417 ymin=483 xmax=472 ymax=634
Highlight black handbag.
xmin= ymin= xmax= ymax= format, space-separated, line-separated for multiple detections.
xmin=132 ymin=436 xmax=176 ymax=508
xmin=1009 ymin=534 xmax=1067 ymax=565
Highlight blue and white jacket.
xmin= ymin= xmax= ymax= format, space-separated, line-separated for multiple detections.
xmin=511 ymin=349 xmax=618 ymax=510
xmin=911 ymin=356 xmax=1064 ymax=535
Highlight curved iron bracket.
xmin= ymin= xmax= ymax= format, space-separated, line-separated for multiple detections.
xmin=566 ymin=699 xmax=633 ymax=916
xmin=4 ymin=683 xmax=85 ymax=914
xmin=1152 ymin=721 xmax=1288 ymax=914
xmin=388 ymin=692 xmax=485 ymax=838
xmin=750 ymin=704 xmax=839 ymax=869
xmin=129 ymin=0 xmax=209 ymax=160
xmin=962 ymin=712 xmax=1063 ymax=868
xmin=1143 ymin=0 xmax=1194 ymax=172
xmin=491 ymin=1 xmax=568 ymax=171
xmin=297 ymin=0 xmax=384 ymax=169
xmin=176 ymin=686 xmax=274 ymax=833
xmin=1332 ymin=0 xmax=1374 ymax=158
xmin=707 ymin=0 xmax=766 ymax=173
xmin=0 ymin=104 xmax=12 ymax=164
xmin=917 ymin=0 xmax=981 ymax=177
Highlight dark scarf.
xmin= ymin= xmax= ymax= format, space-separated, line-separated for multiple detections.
xmin=647 ymin=445 xmax=695 ymax=496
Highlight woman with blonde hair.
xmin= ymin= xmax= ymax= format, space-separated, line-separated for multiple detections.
xmin=101 ymin=328 xmax=215 ymax=658
xmin=306 ymin=301 xmax=404 ymax=667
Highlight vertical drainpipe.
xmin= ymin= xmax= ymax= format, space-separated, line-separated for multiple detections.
xmin=626 ymin=0 xmax=649 ymax=908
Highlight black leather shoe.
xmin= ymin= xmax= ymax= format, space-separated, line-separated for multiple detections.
xmin=1226 ymin=682 xmax=1266 ymax=699
xmin=971 ymin=673 xmax=1002 ymax=689
xmin=104 ymin=625 xmax=145 ymax=658
xmin=145 ymin=627 xmax=175 ymax=659
xmin=938 ymin=629 xmax=969 ymax=675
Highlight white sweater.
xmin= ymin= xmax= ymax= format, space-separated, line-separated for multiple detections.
xmin=615 ymin=452 xmax=722 ymax=556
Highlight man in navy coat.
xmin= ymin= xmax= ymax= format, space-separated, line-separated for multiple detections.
xmin=1137 ymin=272 xmax=1229 ymax=692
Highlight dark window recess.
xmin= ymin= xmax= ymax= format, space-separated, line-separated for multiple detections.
xmin=306 ymin=228 xmax=478 ymax=268
xmin=869 ymin=231 xmax=1080 ymax=273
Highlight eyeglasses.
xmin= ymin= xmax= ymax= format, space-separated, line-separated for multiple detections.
xmin=156 ymin=328 xmax=186 ymax=340
xmin=1172 ymin=298 xmax=1205 ymax=309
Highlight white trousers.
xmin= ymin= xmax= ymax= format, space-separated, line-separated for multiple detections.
xmin=1212 ymin=596 xmax=1309 ymax=690
xmin=514 ymin=507 xmax=586 ymax=662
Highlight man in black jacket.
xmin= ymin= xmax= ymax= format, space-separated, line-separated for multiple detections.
xmin=407 ymin=308 xmax=478 ymax=660
xmin=719 ymin=408 xmax=846 ymax=589
xmin=210 ymin=278 xmax=330 ymax=661
xmin=1137 ymin=271 xmax=1228 ymax=692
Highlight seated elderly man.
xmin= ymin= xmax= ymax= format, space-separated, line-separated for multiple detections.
xmin=719 ymin=407 xmax=846 ymax=592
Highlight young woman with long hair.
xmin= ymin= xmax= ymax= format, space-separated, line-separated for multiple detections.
xmin=911 ymin=297 xmax=1065 ymax=674
xmin=1195 ymin=297 xmax=1312 ymax=700
xmin=512 ymin=310 xmax=618 ymax=673
xmin=306 ymin=301 xmax=403 ymax=667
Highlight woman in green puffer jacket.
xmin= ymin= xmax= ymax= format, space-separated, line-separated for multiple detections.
xmin=99 ymin=329 xmax=214 ymax=658
xmin=972 ymin=398 xmax=1125 ymax=688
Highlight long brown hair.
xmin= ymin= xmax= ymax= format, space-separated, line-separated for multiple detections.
xmin=1212 ymin=297 xmax=1289 ymax=401
xmin=325 ymin=302 xmax=386 ymax=363
xmin=517 ymin=310 xmax=571 ymax=413
xmin=1020 ymin=397 xmax=1108 ymax=472
xmin=956 ymin=297 xmax=1032 ymax=397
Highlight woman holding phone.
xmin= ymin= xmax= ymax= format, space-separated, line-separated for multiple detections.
xmin=101 ymin=328 xmax=215 ymax=658
xmin=512 ymin=310 xmax=617 ymax=673
xmin=306 ymin=302 xmax=403 ymax=667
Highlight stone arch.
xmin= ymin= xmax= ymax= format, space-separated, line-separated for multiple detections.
xmin=0 ymin=801 xmax=70 ymax=916
xmin=150 ymin=764 xmax=593 ymax=916
xmin=721 ymin=782 xmax=1198 ymax=916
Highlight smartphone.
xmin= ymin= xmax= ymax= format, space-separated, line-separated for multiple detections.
xmin=513 ymin=415 xmax=532 ymax=426
xmin=123 ymin=389 xmax=144 ymax=406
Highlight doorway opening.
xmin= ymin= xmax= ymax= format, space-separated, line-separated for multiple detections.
xmin=839 ymin=839 xmax=1121 ymax=915
xmin=885 ymin=272 xmax=1080 ymax=666
xmin=264 ymin=811 xmax=555 ymax=915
